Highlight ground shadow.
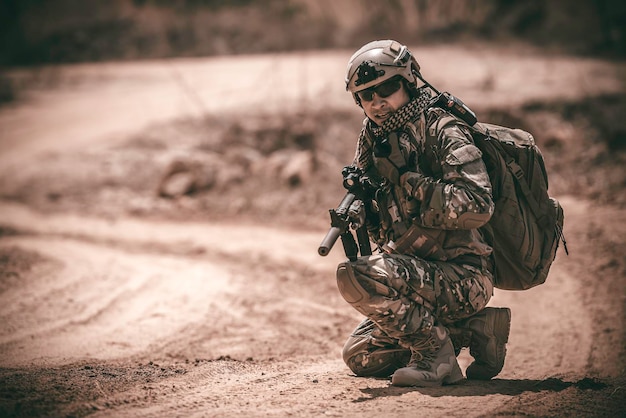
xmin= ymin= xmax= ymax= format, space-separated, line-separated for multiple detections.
xmin=352 ymin=377 xmax=608 ymax=402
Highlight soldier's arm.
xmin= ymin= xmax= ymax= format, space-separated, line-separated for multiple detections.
xmin=400 ymin=123 xmax=494 ymax=230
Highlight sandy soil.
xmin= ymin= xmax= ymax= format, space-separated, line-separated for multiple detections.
xmin=0 ymin=43 xmax=625 ymax=417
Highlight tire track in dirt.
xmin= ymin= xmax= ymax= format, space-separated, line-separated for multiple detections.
xmin=0 ymin=235 xmax=240 ymax=367
xmin=0 ymin=199 xmax=592 ymax=378
xmin=0 ymin=200 xmax=352 ymax=368
xmin=0 ymin=197 xmax=604 ymax=417
xmin=0 ymin=201 xmax=341 ymax=272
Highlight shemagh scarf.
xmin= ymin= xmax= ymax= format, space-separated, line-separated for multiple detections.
xmin=354 ymin=88 xmax=432 ymax=171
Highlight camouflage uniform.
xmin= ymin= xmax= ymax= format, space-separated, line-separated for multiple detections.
xmin=339 ymin=106 xmax=496 ymax=377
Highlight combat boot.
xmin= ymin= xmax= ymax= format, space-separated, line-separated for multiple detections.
xmin=391 ymin=325 xmax=464 ymax=387
xmin=458 ymin=307 xmax=511 ymax=380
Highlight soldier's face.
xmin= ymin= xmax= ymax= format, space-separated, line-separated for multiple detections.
xmin=358 ymin=78 xmax=410 ymax=126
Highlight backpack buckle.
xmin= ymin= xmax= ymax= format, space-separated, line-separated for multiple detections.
xmin=507 ymin=160 xmax=525 ymax=181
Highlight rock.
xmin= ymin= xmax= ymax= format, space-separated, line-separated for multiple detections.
xmin=159 ymin=171 xmax=196 ymax=198
xmin=280 ymin=150 xmax=314 ymax=186
xmin=157 ymin=155 xmax=219 ymax=198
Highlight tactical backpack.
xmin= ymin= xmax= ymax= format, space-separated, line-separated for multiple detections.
xmin=424 ymin=111 xmax=567 ymax=290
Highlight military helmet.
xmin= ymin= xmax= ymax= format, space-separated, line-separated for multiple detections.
xmin=345 ymin=40 xmax=421 ymax=96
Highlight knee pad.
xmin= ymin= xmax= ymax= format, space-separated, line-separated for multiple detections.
xmin=336 ymin=262 xmax=370 ymax=305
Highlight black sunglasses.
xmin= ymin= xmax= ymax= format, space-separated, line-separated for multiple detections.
xmin=357 ymin=78 xmax=403 ymax=102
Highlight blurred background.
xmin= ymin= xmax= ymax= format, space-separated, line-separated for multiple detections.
xmin=0 ymin=5 xmax=625 ymax=416
xmin=0 ymin=0 xmax=625 ymax=228
xmin=1 ymin=0 xmax=625 ymax=67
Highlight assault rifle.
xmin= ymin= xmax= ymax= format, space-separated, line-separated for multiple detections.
xmin=318 ymin=165 xmax=381 ymax=261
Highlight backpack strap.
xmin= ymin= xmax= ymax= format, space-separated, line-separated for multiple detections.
xmin=503 ymin=145 xmax=545 ymax=225
xmin=422 ymin=109 xmax=460 ymax=177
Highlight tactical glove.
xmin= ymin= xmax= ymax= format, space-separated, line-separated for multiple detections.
xmin=400 ymin=171 xmax=427 ymax=202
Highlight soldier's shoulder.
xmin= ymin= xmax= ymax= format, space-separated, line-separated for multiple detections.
xmin=425 ymin=107 xmax=463 ymax=129
xmin=425 ymin=107 xmax=463 ymax=138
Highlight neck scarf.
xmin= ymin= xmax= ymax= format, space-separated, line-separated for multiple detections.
xmin=354 ymin=88 xmax=432 ymax=170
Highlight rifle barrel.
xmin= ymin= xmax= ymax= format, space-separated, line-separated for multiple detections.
xmin=318 ymin=192 xmax=356 ymax=256
xmin=318 ymin=226 xmax=341 ymax=256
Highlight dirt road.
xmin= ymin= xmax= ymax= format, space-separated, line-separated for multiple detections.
xmin=0 ymin=44 xmax=624 ymax=417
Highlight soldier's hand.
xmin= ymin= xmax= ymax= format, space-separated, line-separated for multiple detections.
xmin=399 ymin=170 xmax=427 ymax=202
xmin=347 ymin=199 xmax=365 ymax=228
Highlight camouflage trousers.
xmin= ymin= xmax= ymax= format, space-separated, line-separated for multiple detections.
xmin=337 ymin=253 xmax=493 ymax=377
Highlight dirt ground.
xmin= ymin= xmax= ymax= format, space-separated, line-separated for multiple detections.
xmin=0 ymin=43 xmax=625 ymax=417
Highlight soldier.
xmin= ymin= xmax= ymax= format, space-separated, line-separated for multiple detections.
xmin=337 ymin=40 xmax=511 ymax=387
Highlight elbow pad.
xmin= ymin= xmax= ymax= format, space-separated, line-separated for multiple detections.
xmin=455 ymin=210 xmax=492 ymax=229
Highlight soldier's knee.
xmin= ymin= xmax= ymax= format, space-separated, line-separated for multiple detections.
xmin=345 ymin=352 xmax=400 ymax=377
xmin=336 ymin=262 xmax=371 ymax=305
xmin=342 ymin=333 xmax=364 ymax=365
xmin=343 ymin=344 xmax=409 ymax=377
xmin=341 ymin=323 xmax=411 ymax=377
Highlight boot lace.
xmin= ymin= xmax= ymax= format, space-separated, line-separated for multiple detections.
xmin=406 ymin=335 xmax=440 ymax=370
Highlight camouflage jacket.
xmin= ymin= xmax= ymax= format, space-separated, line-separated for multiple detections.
xmin=353 ymin=107 xmax=494 ymax=262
